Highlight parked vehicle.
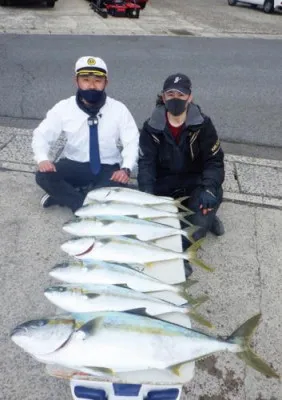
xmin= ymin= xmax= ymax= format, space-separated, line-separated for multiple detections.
xmin=0 ymin=0 xmax=58 ymax=7
xmin=90 ymin=0 xmax=149 ymax=18
xmin=228 ymin=0 xmax=282 ymax=13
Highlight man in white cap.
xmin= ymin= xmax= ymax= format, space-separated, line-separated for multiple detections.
xmin=32 ymin=56 xmax=139 ymax=213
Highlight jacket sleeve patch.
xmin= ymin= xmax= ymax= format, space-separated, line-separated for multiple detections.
xmin=151 ymin=134 xmax=160 ymax=144
xmin=211 ymin=139 xmax=221 ymax=155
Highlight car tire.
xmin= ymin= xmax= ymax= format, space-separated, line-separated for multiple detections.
xmin=140 ymin=3 xmax=146 ymax=9
xmin=46 ymin=0 xmax=55 ymax=7
xmin=228 ymin=0 xmax=237 ymax=6
xmin=263 ymin=0 xmax=274 ymax=13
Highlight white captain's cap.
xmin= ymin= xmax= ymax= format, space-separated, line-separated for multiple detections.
xmin=75 ymin=56 xmax=108 ymax=77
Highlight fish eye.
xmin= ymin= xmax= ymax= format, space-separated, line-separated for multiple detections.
xmin=58 ymin=287 xmax=66 ymax=292
xmin=36 ymin=319 xmax=47 ymax=327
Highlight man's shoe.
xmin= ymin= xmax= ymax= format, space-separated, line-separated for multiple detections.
xmin=210 ymin=216 xmax=225 ymax=236
xmin=40 ymin=193 xmax=60 ymax=208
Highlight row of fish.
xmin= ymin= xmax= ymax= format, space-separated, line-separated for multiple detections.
xmin=11 ymin=187 xmax=280 ymax=385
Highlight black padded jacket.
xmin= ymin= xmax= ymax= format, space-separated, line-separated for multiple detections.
xmin=137 ymin=103 xmax=225 ymax=194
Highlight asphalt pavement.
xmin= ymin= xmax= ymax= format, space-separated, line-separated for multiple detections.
xmin=0 ymin=34 xmax=282 ymax=150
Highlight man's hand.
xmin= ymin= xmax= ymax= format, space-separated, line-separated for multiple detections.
xmin=38 ymin=160 xmax=56 ymax=173
xmin=199 ymin=188 xmax=218 ymax=215
xmin=111 ymin=169 xmax=130 ymax=184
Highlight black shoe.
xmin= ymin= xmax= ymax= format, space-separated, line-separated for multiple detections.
xmin=192 ymin=226 xmax=207 ymax=242
xmin=210 ymin=216 xmax=225 ymax=236
xmin=40 ymin=194 xmax=61 ymax=208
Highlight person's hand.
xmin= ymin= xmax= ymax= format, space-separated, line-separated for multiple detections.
xmin=38 ymin=160 xmax=56 ymax=172
xmin=199 ymin=188 xmax=218 ymax=215
xmin=110 ymin=169 xmax=130 ymax=184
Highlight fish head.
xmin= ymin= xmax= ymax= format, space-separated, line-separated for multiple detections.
xmin=61 ymin=237 xmax=97 ymax=257
xmin=87 ymin=188 xmax=113 ymax=202
xmin=63 ymin=217 xmax=103 ymax=235
xmin=75 ymin=202 xmax=108 ymax=217
xmin=49 ymin=261 xmax=87 ymax=281
xmin=45 ymin=284 xmax=80 ymax=300
xmin=10 ymin=317 xmax=74 ymax=355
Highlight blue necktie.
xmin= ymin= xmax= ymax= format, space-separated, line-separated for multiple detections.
xmin=88 ymin=117 xmax=101 ymax=175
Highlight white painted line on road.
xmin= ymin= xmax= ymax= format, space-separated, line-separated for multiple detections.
xmin=224 ymin=191 xmax=282 ymax=208
xmin=225 ymin=154 xmax=282 ymax=169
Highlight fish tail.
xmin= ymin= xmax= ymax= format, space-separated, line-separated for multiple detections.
xmin=228 ymin=314 xmax=280 ymax=379
xmin=174 ymin=280 xmax=200 ymax=300
xmin=178 ymin=212 xmax=194 ymax=227
xmin=180 ymin=295 xmax=213 ymax=328
xmin=174 ymin=279 xmax=198 ymax=294
xmin=173 ymin=197 xmax=191 ymax=212
xmin=180 ymin=225 xmax=200 ymax=243
xmin=186 ymin=239 xmax=214 ymax=272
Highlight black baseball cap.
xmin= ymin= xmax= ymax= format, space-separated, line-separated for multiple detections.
xmin=163 ymin=73 xmax=192 ymax=95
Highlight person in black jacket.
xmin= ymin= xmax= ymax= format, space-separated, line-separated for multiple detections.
xmin=138 ymin=73 xmax=225 ymax=239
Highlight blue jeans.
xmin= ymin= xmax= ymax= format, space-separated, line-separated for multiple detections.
xmin=35 ymin=158 xmax=127 ymax=212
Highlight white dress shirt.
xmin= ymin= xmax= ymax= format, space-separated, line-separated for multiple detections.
xmin=32 ymin=95 xmax=139 ymax=171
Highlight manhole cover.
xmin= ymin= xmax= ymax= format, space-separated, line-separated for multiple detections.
xmin=169 ymin=29 xmax=193 ymax=36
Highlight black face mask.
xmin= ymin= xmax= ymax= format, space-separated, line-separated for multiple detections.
xmin=165 ymin=98 xmax=187 ymax=116
xmin=77 ymin=88 xmax=104 ymax=104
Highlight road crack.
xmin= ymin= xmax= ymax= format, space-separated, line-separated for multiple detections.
xmin=254 ymin=208 xmax=263 ymax=312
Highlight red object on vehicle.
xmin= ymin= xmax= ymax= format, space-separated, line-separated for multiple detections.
xmin=105 ymin=1 xmax=142 ymax=17
xmin=90 ymin=0 xmax=148 ymax=18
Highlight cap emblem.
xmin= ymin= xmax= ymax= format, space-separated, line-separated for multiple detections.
xmin=87 ymin=58 xmax=96 ymax=66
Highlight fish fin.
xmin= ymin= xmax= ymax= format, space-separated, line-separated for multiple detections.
xmin=78 ymin=366 xmax=115 ymax=377
xmin=187 ymin=311 xmax=214 ymax=329
xmin=179 ymin=295 xmax=213 ymax=328
xmin=174 ymin=279 xmax=198 ymax=292
xmin=124 ymin=307 xmax=149 ymax=316
xmin=114 ymin=283 xmax=132 ymax=289
xmin=187 ymin=239 xmax=214 ymax=272
xmin=167 ymin=361 xmax=193 ymax=376
xmin=183 ymin=294 xmax=209 ymax=307
xmin=100 ymin=220 xmax=114 ymax=226
xmin=74 ymin=320 xmax=85 ymax=330
xmin=228 ymin=314 xmax=280 ymax=379
xmin=173 ymin=197 xmax=191 ymax=212
xmin=123 ymin=234 xmax=138 ymax=240
xmin=178 ymin=213 xmax=194 ymax=227
xmin=178 ymin=211 xmax=194 ymax=219
xmin=85 ymin=293 xmax=100 ymax=299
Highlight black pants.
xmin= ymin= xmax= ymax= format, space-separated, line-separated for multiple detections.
xmin=154 ymin=175 xmax=223 ymax=237
xmin=35 ymin=159 xmax=127 ymax=212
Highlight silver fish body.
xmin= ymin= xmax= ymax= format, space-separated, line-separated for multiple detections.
xmin=49 ymin=260 xmax=192 ymax=296
xmin=84 ymin=187 xmax=188 ymax=212
xmin=44 ymin=283 xmax=192 ymax=315
xmin=75 ymin=201 xmax=181 ymax=218
xmin=11 ymin=312 xmax=279 ymax=379
xmin=60 ymin=236 xmax=212 ymax=272
xmin=63 ymin=215 xmax=193 ymax=242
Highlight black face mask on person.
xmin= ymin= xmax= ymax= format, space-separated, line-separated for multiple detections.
xmin=78 ymin=88 xmax=105 ymax=104
xmin=165 ymin=98 xmax=188 ymax=116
